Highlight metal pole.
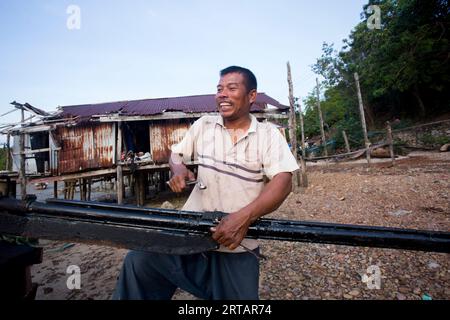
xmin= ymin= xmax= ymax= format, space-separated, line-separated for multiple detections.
xmin=1 ymin=197 xmax=449 ymax=254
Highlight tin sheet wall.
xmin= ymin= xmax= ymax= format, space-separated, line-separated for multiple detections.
xmin=149 ymin=121 xmax=190 ymax=163
xmin=56 ymin=123 xmax=116 ymax=174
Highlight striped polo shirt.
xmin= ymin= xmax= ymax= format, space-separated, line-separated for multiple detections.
xmin=171 ymin=114 xmax=299 ymax=253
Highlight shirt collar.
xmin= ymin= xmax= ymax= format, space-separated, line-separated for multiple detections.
xmin=216 ymin=114 xmax=258 ymax=134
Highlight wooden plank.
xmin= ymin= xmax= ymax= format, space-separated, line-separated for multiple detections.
xmin=95 ymin=112 xmax=288 ymax=122
xmin=13 ymin=147 xmax=56 ymax=156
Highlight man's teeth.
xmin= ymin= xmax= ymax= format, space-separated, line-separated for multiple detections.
xmin=220 ymin=103 xmax=232 ymax=107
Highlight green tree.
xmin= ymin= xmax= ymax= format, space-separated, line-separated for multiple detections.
xmin=303 ymin=0 xmax=450 ymax=152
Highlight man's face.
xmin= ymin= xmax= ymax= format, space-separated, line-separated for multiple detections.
xmin=215 ymin=72 xmax=256 ymax=122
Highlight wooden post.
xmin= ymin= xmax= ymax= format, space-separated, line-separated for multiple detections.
xmin=286 ymin=62 xmax=298 ymax=156
xmin=316 ymin=78 xmax=328 ymax=157
xmin=354 ymin=73 xmax=371 ymax=166
xmin=82 ymin=179 xmax=87 ymax=200
xmin=6 ymin=133 xmax=10 ymax=171
xmin=54 ymin=181 xmax=58 ymax=199
xmin=342 ymin=131 xmax=351 ymax=153
xmin=64 ymin=181 xmax=68 ymax=199
xmin=70 ymin=181 xmax=75 ymax=200
xmin=87 ymin=178 xmax=92 ymax=201
xmin=48 ymin=129 xmax=52 ymax=174
xmin=19 ymin=108 xmax=26 ymax=200
xmin=130 ymin=175 xmax=135 ymax=195
xmin=137 ymin=172 xmax=145 ymax=207
xmin=386 ymin=121 xmax=395 ymax=166
xmin=79 ymin=179 xmax=84 ymax=201
xmin=296 ymin=97 xmax=308 ymax=187
xmin=158 ymin=171 xmax=165 ymax=193
xmin=116 ymin=121 xmax=124 ymax=205
xmin=286 ymin=62 xmax=302 ymax=188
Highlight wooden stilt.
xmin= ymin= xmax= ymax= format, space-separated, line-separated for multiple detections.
xmin=54 ymin=181 xmax=58 ymax=199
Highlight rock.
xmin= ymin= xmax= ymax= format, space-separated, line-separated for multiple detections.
xmin=343 ymin=294 xmax=353 ymax=299
xmin=371 ymin=147 xmax=391 ymax=158
xmin=399 ymin=286 xmax=409 ymax=294
xmin=43 ymin=287 xmax=53 ymax=294
xmin=428 ymin=261 xmax=440 ymax=269
xmin=413 ymin=288 xmax=421 ymax=295
xmin=339 ymin=197 xmax=346 ymax=201
xmin=439 ymin=143 xmax=450 ymax=152
xmin=160 ymin=201 xmax=175 ymax=209
xmin=389 ymin=209 xmax=411 ymax=217
xmin=397 ymin=293 xmax=406 ymax=300
xmin=349 ymin=289 xmax=360 ymax=297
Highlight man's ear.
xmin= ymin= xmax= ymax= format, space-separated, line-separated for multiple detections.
xmin=248 ymin=89 xmax=257 ymax=104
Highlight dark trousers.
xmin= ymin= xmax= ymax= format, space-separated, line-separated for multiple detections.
xmin=112 ymin=249 xmax=260 ymax=300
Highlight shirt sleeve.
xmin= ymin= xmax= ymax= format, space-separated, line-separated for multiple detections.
xmin=170 ymin=117 xmax=202 ymax=163
xmin=262 ymin=126 xmax=300 ymax=180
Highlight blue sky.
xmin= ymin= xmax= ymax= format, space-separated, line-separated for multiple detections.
xmin=0 ymin=0 xmax=368 ymax=139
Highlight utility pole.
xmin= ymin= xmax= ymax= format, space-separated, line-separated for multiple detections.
xmin=316 ymin=78 xmax=328 ymax=157
xmin=354 ymin=73 xmax=371 ymax=166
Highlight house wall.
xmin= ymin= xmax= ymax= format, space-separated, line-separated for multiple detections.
xmin=12 ymin=134 xmax=37 ymax=174
xmin=149 ymin=120 xmax=191 ymax=163
xmin=55 ymin=123 xmax=116 ymax=174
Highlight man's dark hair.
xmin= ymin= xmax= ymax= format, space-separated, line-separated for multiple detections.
xmin=220 ymin=66 xmax=257 ymax=93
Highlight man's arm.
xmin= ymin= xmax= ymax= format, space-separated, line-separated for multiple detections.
xmin=211 ymin=172 xmax=293 ymax=250
xmin=167 ymin=152 xmax=196 ymax=193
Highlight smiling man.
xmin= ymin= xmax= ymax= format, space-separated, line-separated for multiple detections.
xmin=112 ymin=66 xmax=299 ymax=300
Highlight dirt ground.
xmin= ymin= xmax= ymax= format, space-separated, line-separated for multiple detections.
xmin=29 ymin=151 xmax=449 ymax=300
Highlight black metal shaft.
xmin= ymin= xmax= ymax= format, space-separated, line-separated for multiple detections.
xmin=0 ymin=197 xmax=449 ymax=254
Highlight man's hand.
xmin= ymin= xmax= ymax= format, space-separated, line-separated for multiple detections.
xmin=168 ymin=169 xmax=195 ymax=193
xmin=168 ymin=152 xmax=196 ymax=193
xmin=210 ymin=172 xmax=293 ymax=250
xmin=210 ymin=210 xmax=252 ymax=250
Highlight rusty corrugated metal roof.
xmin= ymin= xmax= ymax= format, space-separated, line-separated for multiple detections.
xmin=59 ymin=93 xmax=288 ymax=121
